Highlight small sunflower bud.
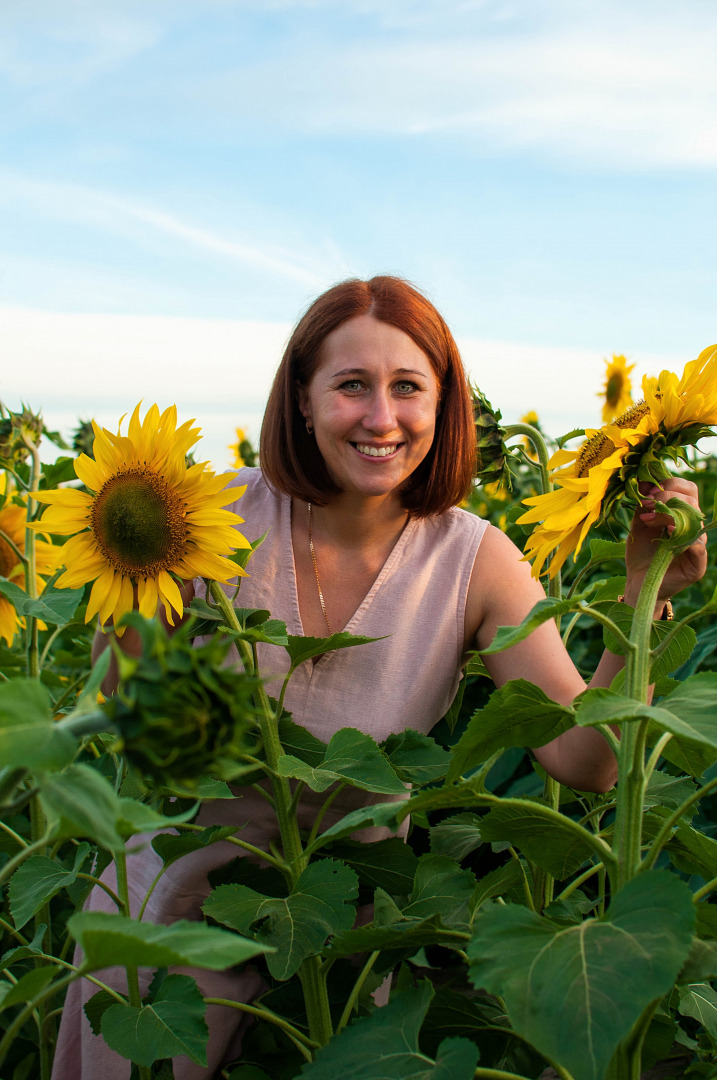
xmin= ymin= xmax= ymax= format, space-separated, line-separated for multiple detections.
xmin=472 ymin=385 xmax=508 ymax=486
xmin=72 ymin=419 xmax=96 ymax=459
xmin=0 ymin=404 xmax=44 ymax=467
xmin=102 ymin=616 xmax=258 ymax=786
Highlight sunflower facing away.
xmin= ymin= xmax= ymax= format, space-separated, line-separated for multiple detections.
xmin=599 ymin=354 xmax=635 ymax=423
xmin=0 ymin=474 xmax=60 ymax=645
xmin=32 ymin=404 xmax=250 ymax=634
xmin=518 ymin=345 xmax=717 ymax=579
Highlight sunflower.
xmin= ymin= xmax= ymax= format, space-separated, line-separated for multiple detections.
xmin=599 ymin=354 xmax=635 ymax=423
xmin=228 ymin=427 xmax=258 ymax=470
xmin=31 ymin=403 xmax=250 ymax=635
xmin=518 ymin=345 xmax=717 ymax=579
xmin=0 ymin=475 xmax=60 ymax=645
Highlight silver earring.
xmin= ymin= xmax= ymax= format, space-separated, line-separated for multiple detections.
xmin=306 ymin=420 xmax=314 ymax=435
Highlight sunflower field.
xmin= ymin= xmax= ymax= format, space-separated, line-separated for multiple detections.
xmin=1 ymin=348 xmax=717 ymax=1080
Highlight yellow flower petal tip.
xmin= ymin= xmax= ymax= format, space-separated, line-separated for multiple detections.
xmin=33 ymin=402 xmax=250 ymax=629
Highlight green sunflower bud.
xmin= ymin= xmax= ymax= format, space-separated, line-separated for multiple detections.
xmin=72 ymin=419 xmax=96 ymax=459
xmin=0 ymin=404 xmax=43 ymax=468
xmin=472 ymin=384 xmax=508 ymax=486
xmin=102 ymin=614 xmax=259 ymax=787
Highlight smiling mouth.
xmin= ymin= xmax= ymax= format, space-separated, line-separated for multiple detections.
xmin=353 ymin=443 xmax=401 ymax=458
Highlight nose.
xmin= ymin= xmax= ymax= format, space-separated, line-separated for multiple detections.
xmin=363 ymin=386 xmax=396 ymax=434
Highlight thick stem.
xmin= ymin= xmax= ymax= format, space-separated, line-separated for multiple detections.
xmin=23 ymin=436 xmax=41 ymax=679
xmin=114 ymin=850 xmax=152 ymax=1080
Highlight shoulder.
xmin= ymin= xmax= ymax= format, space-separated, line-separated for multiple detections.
xmin=418 ymin=504 xmax=490 ymax=546
xmin=466 ymin=523 xmax=547 ymax=648
xmin=224 ymin=468 xmax=283 ymax=527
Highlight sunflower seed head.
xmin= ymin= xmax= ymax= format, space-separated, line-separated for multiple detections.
xmin=103 ymin=615 xmax=259 ymax=786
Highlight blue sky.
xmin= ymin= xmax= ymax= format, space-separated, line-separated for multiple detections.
xmin=2 ymin=0 xmax=716 ymax=467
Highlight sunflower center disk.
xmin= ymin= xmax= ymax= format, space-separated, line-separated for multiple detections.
xmin=91 ymin=468 xmax=187 ymax=577
xmin=576 ymin=400 xmax=650 ymax=478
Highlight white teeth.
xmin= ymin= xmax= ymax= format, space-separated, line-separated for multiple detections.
xmin=356 ymin=444 xmax=399 ymax=457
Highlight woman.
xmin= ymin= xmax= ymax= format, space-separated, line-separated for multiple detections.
xmin=52 ymin=276 xmax=707 ymax=1079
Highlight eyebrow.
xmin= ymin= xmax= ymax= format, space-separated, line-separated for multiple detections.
xmin=330 ymin=367 xmax=430 ymax=378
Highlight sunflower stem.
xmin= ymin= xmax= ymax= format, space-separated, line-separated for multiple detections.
xmin=613 ymin=538 xmax=675 ymax=889
xmin=22 ymin=433 xmax=41 ymax=679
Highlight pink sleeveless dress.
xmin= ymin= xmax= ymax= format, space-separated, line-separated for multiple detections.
xmin=51 ymin=469 xmax=488 ymax=1080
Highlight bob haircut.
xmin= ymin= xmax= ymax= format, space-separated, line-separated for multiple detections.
xmin=260 ymin=275 xmax=476 ymax=517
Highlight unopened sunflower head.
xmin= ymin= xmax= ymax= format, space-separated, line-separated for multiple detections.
xmin=102 ymin=615 xmax=258 ymax=786
xmin=31 ymin=403 xmax=251 ymax=635
xmin=472 ymin=385 xmax=510 ymax=488
xmin=0 ymin=404 xmax=44 ymax=468
xmin=599 ymin=354 xmax=635 ymax=423
xmin=518 ymin=344 xmax=717 ymax=578
xmin=72 ymin=419 xmax=96 ymax=459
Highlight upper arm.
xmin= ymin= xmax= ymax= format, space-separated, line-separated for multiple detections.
xmin=467 ymin=525 xmax=586 ymax=706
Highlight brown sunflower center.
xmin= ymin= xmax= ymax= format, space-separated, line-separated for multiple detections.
xmin=576 ymin=400 xmax=650 ymax=477
xmin=91 ymin=467 xmax=187 ymax=577
xmin=605 ymin=373 xmax=624 ymax=407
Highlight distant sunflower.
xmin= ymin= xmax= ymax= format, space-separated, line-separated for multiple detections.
xmin=599 ymin=354 xmax=635 ymax=423
xmin=32 ymin=403 xmax=250 ymax=634
xmin=0 ymin=475 xmax=60 ymax=645
xmin=520 ymin=409 xmax=541 ymax=459
xmin=228 ymin=427 xmax=247 ymax=469
xmin=518 ymin=345 xmax=717 ymax=578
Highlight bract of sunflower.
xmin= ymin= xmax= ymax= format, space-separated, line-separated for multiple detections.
xmin=0 ymin=474 xmax=60 ymax=645
xmin=31 ymin=403 xmax=250 ymax=635
xmin=518 ymin=345 xmax=717 ymax=579
xmin=599 ymin=354 xmax=635 ymax=423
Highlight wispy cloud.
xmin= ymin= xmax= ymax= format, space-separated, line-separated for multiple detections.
xmin=0 ymin=172 xmax=329 ymax=288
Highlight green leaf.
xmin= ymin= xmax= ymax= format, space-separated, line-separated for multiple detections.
xmin=429 ymin=814 xmax=483 ymax=862
xmin=323 ymin=838 xmax=418 ymax=894
xmin=84 ymin=989 xmax=119 ymax=1036
xmin=278 ymin=715 xmax=327 ymax=767
xmin=467 ymin=870 xmax=695 ymax=1080
xmin=383 ymin=730 xmax=452 ymax=786
xmin=472 ymin=861 xmax=526 ymax=911
xmin=328 ymin=913 xmax=465 ymax=960
xmin=600 ymin=601 xmax=697 ymax=678
xmin=589 ymin=538 xmax=626 ymax=563
xmin=574 ymin=686 xmax=657 ymax=728
xmin=9 ymin=842 xmax=91 ymax=930
xmin=114 ymin=798 xmax=199 ymax=840
xmin=299 ymin=982 xmax=478 ymax=1079
xmin=0 ymin=925 xmax=47 ymax=971
xmin=309 ymin=801 xmax=406 ymax=848
xmin=481 ymin=591 xmax=598 ymax=655
xmin=100 ymin=974 xmax=208 ymax=1067
xmin=0 ymin=966 xmax=59 ymax=1012
xmin=68 ymin=912 xmax=271 ymax=971
xmin=447 ymin=680 xmax=575 ymax=782
xmin=639 ymin=674 xmax=717 ymax=762
xmin=402 ymin=854 xmax=477 ymax=931
xmin=0 ymin=578 xmax=84 ymax=626
xmin=0 ymin=678 xmax=76 ymax=771
xmin=643 ymin=771 xmax=697 ymax=814
xmin=276 ymin=728 xmax=406 ymax=794
xmin=479 ymin=802 xmax=598 ymax=879
xmin=664 ymin=818 xmax=717 ymax=879
xmin=285 ymin=631 xmax=379 ymax=668
xmin=678 ymin=982 xmax=717 ymax=1040
xmin=39 ymin=764 xmax=124 ymax=851
xmin=151 ymin=825 xmax=240 ymax=868
xmin=204 ymin=859 xmax=359 ymax=980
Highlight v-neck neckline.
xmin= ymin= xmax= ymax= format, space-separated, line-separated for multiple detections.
xmin=283 ymin=494 xmax=418 ymax=647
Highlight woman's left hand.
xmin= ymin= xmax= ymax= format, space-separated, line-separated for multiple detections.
xmin=624 ymin=477 xmax=708 ymax=602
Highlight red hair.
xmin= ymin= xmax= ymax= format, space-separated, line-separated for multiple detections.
xmin=260 ymin=276 xmax=476 ymax=516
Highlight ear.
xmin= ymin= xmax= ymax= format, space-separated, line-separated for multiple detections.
xmin=296 ymin=384 xmax=311 ymax=422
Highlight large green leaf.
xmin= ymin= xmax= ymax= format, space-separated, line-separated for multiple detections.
xmin=678 ymin=982 xmax=717 ymax=1040
xmin=100 ymin=974 xmax=208 ymax=1067
xmin=402 ymin=855 xmax=476 ymax=931
xmin=323 ymin=838 xmax=418 ymax=894
xmin=39 ymin=764 xmax=125 ymax=851
xmin=68 ymin=912 xmax=271 ymax=971
xmin=299 ymin=982 xmax=478 ymax=1079
xmin=276 ymin=728 xmax=406 ymax=794
xmin=383 ymin=730 xmax=451 ymax=786
xmin=479 ymin=802 xmax=602 ymax=879
xmin=0 ymin=966 xmax=60 ymax=1012
xmin=151 ymin=825 xmax=240 ymax=868
xmin=0 ymin=678 xmax=76 ymax=771
xmin=468 ymin=871 xmax=695 ymax=1080
xmin=574 ymin=687 xmax=657 ymax=727
xmin=203 ymin=859 xmax=358 ymax=980
xmin=285 ymin=632 xmax=379 ymax=668
xmin=309 ymin=801 xmax=406 ymax=850
xmin=9 ymin=843 xmax=91 ymax=930
xmin=429 ymin=814 xmax=483 ymax=862
xmin=447 ymin=680 xmax=575 ymax=782
xmin=0 ymin=578 xmax=84 ymax=626
xmin=601 ymin=601 xmax=698 ymax=680
xmin=664 ymin=817 xmax=717 ymax=879
xmin=278 ymin=715 xmax=327 ymax=767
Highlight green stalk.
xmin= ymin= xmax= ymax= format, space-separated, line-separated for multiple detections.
xmin=23 ymin=434 xmax=41 ymax=679
xmin=208 ymin=581 xmax=334 ymax=1045
xmin=203 ymin=996 xmax=319 ymax=1058
xmin=335 ymin=951 xmax=380 ymax=1035
xmin=0 ymin=971 xmax=76 ymax=1070
xmin=613 ymin=540 xmax=675 ymax=890
xmin=114 ymin=850 xmax=152 ymax=1080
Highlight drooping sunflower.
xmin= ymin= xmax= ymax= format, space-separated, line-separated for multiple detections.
xmin=518 ymin=345 xmax=717 ymax=579
xmin=599 ymin=354 xmax=635 ymax=423
xmin=0 ymin=475 xmax=60 ymax=645
xmin=31 ymin=403 xmax=250 ymax=634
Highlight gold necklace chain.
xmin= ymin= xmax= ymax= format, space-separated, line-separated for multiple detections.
xmin=307 ymin=501 xmax=333 ymax=635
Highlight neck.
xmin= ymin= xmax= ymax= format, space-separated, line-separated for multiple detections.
xmin=300 ymin=492 xmax=409 ymax=549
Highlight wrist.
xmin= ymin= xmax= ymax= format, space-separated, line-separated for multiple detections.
xmin=618 ymin=594 xmax=673 ymax=621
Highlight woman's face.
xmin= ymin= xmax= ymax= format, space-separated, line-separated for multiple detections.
xmin=298 ymin=313 xmax=440 ymax=501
